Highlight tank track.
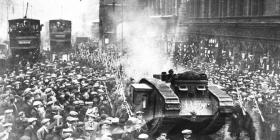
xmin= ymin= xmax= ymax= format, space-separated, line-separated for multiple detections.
xmin=147 ymin=117 xmax=177 ymax=137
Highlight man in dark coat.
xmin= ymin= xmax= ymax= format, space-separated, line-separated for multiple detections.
xmin=0 ymin=123 xmax=17 ymax=140
xmin=20 ymin=95 xmax=34 ymax=117
xmin=23 ymin=118 xmax=38 ymax=140
xmin=36 ymin=118 xmax=50 ymax=140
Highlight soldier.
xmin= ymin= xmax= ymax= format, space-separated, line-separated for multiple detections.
xmin=135 ymin=111 xmax=148 ymax=132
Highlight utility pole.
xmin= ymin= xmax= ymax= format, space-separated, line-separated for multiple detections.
xmin=121 ymin=0 xmax=124 ymax=55
xmin=6 ymin=0 xmax=10 ymax=41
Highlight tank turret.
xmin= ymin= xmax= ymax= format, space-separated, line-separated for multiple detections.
xmin=130 ymin=70 xmax=234 ymax=136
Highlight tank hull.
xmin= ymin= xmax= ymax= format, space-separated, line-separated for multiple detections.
xmin=147 ymin=112 xmax=226 ymax=136
xmin=131 ymin=71 xmax=233 ymax=136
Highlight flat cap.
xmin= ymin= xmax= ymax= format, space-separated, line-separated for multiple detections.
xmin=69 ymin=111 xmax=78 ymax=116
xmin=66 ymin=116 xmax=79 ymax=122
xmin=3 ymin=123 xmax=13 ymax=127
xmin=41 ymin=118 xmax=50 ymax=124
xmin=33 ymin=101 xmax=42 ymax=106
xmin=4 ymin=109 xmax=13 ymax=114
xmin=53 ymin=115 xmax=63 ymax=119
xmin=27 ymin=118 xmax=38 ymax=123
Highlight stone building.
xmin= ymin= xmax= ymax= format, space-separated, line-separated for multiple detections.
xmin=99 ymin=0 xmax=147 ymax=46
xmin=99 ymin=0 xmax=280 ymax=72
xmin=174 ymin=0 xmax=280 ymax=72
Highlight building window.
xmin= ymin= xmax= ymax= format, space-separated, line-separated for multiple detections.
xmin=196 ymin=0 xmax=201 ymax=17
xmin=149 ymin=0 xmax=178 ymax=16
xmin=204 ymin=0 xmax=209 ymax=17
xmin=220 ymin=0 xmax=227 ymax=17
xmin=211 ymin=0 xmax=219 ymax=17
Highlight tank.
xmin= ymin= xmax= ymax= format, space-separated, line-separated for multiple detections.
xmin=130 ymin=70 xmax=234 ymax=136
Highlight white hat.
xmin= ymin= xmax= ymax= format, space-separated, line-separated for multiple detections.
xmin=182 ymin=129 xmax=192 ymax=135
xmin=4 ymin=109 xmax=13 ymax=114
xmin=33 ymin=101 xmax=42 ymax=106
xmin=62 ymin=128 xmax=73 ymax=133
xmin=41 ymin=118 xmax=50 ymax=124
xmin=97 ymin=89 xmax=104 ymax=93
xmin=27 ymin=118 xmax=38 ymax=123
xmin=53 ymin=115 xmax=63 ymax=119
xmin=3 ymin=123 xmax=12 ymax=127
xmin=138 ymin=133 xmax=149 ymax=139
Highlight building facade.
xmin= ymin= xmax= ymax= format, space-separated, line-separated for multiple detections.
xmin=99 ymin=0 xmax=280 ymax=72
xmin=174 ymin=0 xmax=280 ymax=72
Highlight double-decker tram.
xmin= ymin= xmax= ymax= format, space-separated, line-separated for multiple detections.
xmin=49 ymin=19 xmax=72 ymax=53
xmin=8 ymin=18 xmax=42 ymax=62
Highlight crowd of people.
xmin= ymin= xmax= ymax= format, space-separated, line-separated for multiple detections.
xmin=1 ymin=38 xmax=280 ymax=140
xmin=0 ymin=43 xmax=154 ymax=140
xmin=173 ymin=42 xmax=280 ymax=140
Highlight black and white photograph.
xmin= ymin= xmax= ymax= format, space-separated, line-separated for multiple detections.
xmin=0 ymin=0 xmax=279 ymax=140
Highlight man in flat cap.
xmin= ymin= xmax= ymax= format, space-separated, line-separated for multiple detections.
xmin=23 ymin=118 xmax=38 ymax=140
xmin=4 ymin=109 xmax=14 ymax=124
xmin=31 ymin=100 xmax=45 ymax=120
xmin=181 ymin=129 xmax=192 ymax=140
xmin=0 ymin=123 xmax=16 ymax=140
xmin=65 ymin=116 xmax=82 ymax=138
xmin=84 ymin=114 xmax=99 ymax=140
xmin=14 ymin=111 xmax=28 ymax=137
xmin=20 ymin=95 xmax=34 ymax=117
xmin=37 ymin=118 xmax=50 ymax=140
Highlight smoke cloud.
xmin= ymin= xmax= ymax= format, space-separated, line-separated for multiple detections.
xmin=116 ymin=7 xmax=176 ymax=80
